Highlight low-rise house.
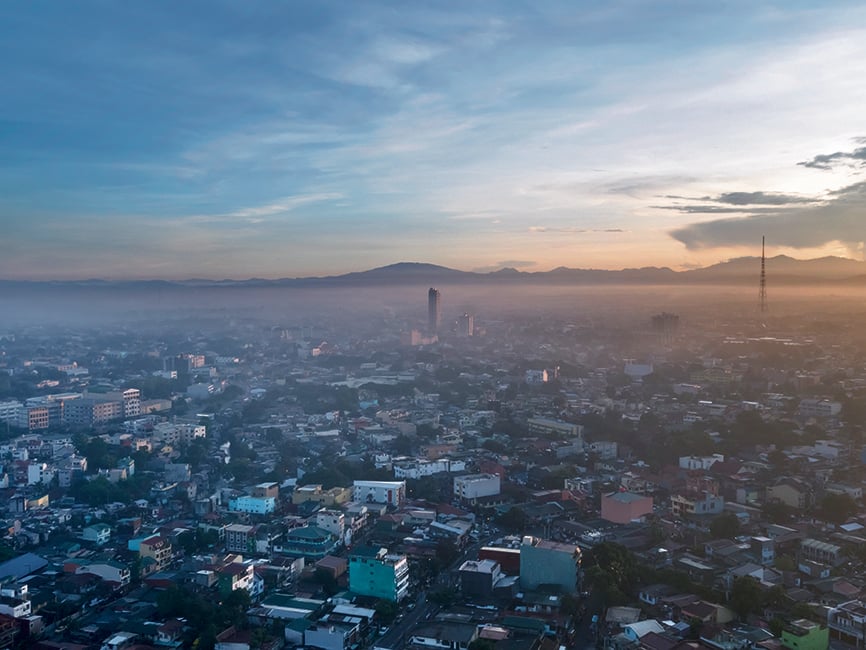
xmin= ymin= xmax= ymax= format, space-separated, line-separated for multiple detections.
xmin=781 ymin=618 xmax=829 ymax=650
xmin=82 ymin=523 xmax=111 ymax=545
xmin=827 ymin=600 xmax=866 ymax=648
xmin=409 ymin=622 xmax=479 ymax=650
xmin=800 ymin=539 xmax=843 ymax=567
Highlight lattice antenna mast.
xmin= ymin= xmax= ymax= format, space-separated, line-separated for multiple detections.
xmin=759 ymin=236 xmax=767 ymax=313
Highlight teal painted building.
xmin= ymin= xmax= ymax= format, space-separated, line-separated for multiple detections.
xmin=348 ymin=546 xmax=409 ymax=602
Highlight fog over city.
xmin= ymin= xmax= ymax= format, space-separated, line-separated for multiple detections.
xmin=4 ymin=3 xmax=866 ymax=650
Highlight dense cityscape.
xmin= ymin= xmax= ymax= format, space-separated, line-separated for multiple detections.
xmin=4 ymin=2 xmax=866 ymax=650
xmin=0 ymin=276 xmax=865 ymax=650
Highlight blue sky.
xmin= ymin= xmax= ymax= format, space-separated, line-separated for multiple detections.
xmin=2 ymin=1 xmax=866 ymax=279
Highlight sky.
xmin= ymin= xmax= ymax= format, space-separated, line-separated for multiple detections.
xmin=2 ymin=1 xmax=866 ymax=280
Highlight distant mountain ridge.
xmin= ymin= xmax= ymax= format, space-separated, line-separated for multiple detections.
xmin=2 ymin=255 xmax=866 ymax=288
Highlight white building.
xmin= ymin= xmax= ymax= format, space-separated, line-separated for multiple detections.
xmin=454 ymin=474 xmax=501 ymax=503
xmin=799 ymin=399 xmax=842 ymax=419
xmin=393 ymin=458 xmax=466 ymax=479
xmin=27 ymin=462 xmax=55 ymax=486
xmin=352 ymin=480 xmax=406 ymax=507
xmin=678 ymin=454 xmax=724 ymax=471
xmin=0 ymin=400 xmax=22 ymax=424
xmin=228 ymin=496 xmax=276 ymax=515
xmin=105 ymin=389 xmax=141 ymax=418
xmin=76 ymin=561 xmax=130 ymax=586
xmin=316 ymin=510 xmax=346 ymax=540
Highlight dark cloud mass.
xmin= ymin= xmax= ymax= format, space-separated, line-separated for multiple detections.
xmin=798 ymin=145 xmax=866 ymax=170
xmin=670 ymin=180 xmax=866 ymax=250
xmin=657 ymin=205 xmax=799 ymax=214
xmin=714 ymin=191 xmax=816 ymax=205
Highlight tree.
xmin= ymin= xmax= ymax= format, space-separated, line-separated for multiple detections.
xmin=818 ymin=493 xmax=857 ymax=525
xmin=374 ymin=599 xmax=398 ymax=622
xmin=585 ymin=542 xmax=640 ymax=594
xmin=313 ymin=568 xmax=339 ymax=596
xmin=496 ymin=507 xmax=527 ymax=532
xmin=469 ymin=640 xmax=496 ymax=650
xmin=730 ymin=577 xmax=763 ymax=620
xmin=709 ymin=512 xmax=741 ymax=539
xmin=762 ymin=501 xmax=793 ymax=524
xmin=769 ymin=618 xmax=785 ymax=638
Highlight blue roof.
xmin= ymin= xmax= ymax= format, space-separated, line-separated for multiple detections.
xmin=0 ymin=552 xmax=48 ymax=580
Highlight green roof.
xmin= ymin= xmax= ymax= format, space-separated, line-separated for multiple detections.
xmin=287 ymin=525 xmax=331 ymax=539
xmin=261 ymin=593 xmax=324 ymax=611
xmin=286 ymin=618 xmax=315 ymax=632
xmin=501 ymin=616 xmax=546 ymax=633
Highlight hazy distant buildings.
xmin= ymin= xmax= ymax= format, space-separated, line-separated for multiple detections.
xmin=651 ymin=312 xmax=680 ymax=344
xmin=428 ymin=287 xmax=441 ymax=334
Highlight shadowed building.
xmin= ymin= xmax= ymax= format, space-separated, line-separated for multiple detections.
xmin=428 ymin=287 xmax=441 ymax=334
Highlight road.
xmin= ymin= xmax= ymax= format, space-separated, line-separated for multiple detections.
xmin=376 ymin=590 xmax=429 ymax=649
xmin=375 ymin=531 xmax=499 ymax=648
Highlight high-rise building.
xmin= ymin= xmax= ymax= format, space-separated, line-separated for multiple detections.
xmin=457 ymin=313 xmax=474 ymax=337
xmin=427 ymin=287 xmax=441 ymax=334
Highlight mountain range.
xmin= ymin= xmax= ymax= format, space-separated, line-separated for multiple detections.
xmin=2 ymin=255 xmax=866 ymax=289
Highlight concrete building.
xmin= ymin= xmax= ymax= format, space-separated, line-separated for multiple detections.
xmin=253 ymin=482 xmax=279 ymax=499
xmin=27 ymin=462 xmax=55 ymax=486
xmin=799 ymin=399 xmax=842 ymax=419
xmin=679 ymin=454 xmax=724 ymax=471
xmin=304 ymin=617 xmax=363 ymax=650
xmin=459 ymin=559 xmax=502 ymax=599
xmin=217 ymin=562 xmax=255 ymax=597
xmin=801 ymin=538 xmax=843 ymax=567
xmin=276 ymin=526 xmax=338 ymax=561
xmin=229 ymin=495 xmax=276 ymax=515
xmin=0 ymin=401 xmax=21 ymax=425
xmin=527 ymin=417 xmax=581 ymax=440
xmin=104 ymin=389 xmax=141 ymax=418
xmin=519 ymin=536 xmax=581 ymax=593
xmin=393 ymin=458 xmax=466 ymax=479
xmin=767 ymin=478 xmax=813 ymax=510
xmin=73 ymin=560 xmax=130 ymax=586
xmin=671 ymin=492 xmax=724 ymax=517
xmin=453 ymin=474 xmax=501 ymax=504
xmin=348 ymin=546 xmax=409 ymax=602
xmin=457 ymin=313 xmax=474 ymax=337
xmin=828 ymin=600 xmax=866 ymax=648
xmin=601 ymin=492 xmax=654 ymax=524
xmin=138 ymin=535 xmax=172 ymax=571
xmin=17 ymin=406 xmax=49 ymax=431
xmin=292 ymin=484 xmax=352 ymax=507
xmin=782 ymin=619 xmax=829 ymax=650
xmin=316 ymin=510 xmax=346 ymax=541
xmin=82 ymin=523 xmax=111 ymax=545
xmin=225 ymin=524 xmax=257 ymax=554
xmin=428 ymin=287 xmax=441 ymax=334
xmin=352 ymin=480 xmax=406 ymax=507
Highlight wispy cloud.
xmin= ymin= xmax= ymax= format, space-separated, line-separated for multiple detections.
xmin=529 ymin=226 xmax=626 ymax=233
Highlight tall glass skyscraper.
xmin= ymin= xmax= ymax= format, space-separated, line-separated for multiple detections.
xmin=427 ymin=287 xmax=441 ymax=334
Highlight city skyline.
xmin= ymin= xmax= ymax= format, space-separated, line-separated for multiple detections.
xmin=3 ymin=1 xmax=866 ymax=280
